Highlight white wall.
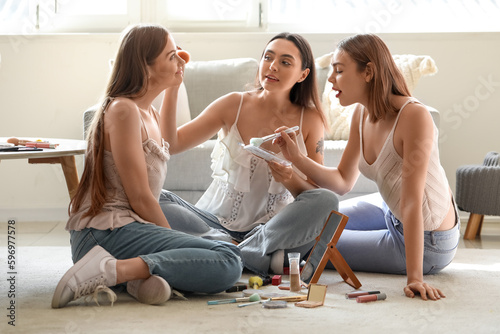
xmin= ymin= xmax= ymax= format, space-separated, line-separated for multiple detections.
xmin=1 ymin=32 xmax=499 ymax=222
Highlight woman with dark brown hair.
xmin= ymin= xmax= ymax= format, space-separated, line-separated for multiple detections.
xmin=159 ymin=32 xmax=339 ymax=278
xmin=276 ymin=34 xmax=460 ymax=300
xmin=52 ymin=24 xmax=242 ymax=309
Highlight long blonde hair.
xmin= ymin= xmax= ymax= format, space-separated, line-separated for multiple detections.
xmin=70 ymin=24 xmax=169 ymax=217
xmin=337 ymin=34 xmax=411 ymax=121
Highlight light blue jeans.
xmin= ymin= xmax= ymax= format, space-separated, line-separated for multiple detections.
xmin=335 ymin=193 xmax=461 ymax=275
xmin=69 ymin=222 xmax=243 ymax=294
xmin=159 ymin=188 xmax=340 ymax=277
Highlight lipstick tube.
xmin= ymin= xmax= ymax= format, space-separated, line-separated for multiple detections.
xmin=26 ymin=142 xmax=59 ymax=149
xmin=356 ymin=293 xmax=387 ymax=303
xmin=345 ymin=290 xmax=381 ymax=299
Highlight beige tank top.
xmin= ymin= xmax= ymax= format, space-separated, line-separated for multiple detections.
xmin=66 ymin=108 xmax=170 ymax=231
xmin=358 ymin=98 xmax=450 ymax=231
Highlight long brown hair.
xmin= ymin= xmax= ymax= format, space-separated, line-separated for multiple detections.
xmin=70 ymin=24 xmax=169 ymax=217
xmin=254 ymin=32 xmax=325 ymax=123
xmin=337 ymin=34 xmax=411 ymax=121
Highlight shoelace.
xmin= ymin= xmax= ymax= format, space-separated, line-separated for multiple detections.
xmin=172 ymin=289 xmax=188 ymax=301
xmin=75 ymin=276 xmax=117 ymax=306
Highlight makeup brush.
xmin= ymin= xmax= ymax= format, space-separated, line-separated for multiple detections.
xmin=249 ymin=126 xmax=299 ymax=147
xmin=207 ymin=293 xmax=261 ymax=305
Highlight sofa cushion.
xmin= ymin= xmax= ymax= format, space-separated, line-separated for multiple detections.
xmin=183 ymin=58 xmax=259 ymax=119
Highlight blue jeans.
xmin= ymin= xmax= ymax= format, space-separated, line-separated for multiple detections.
xmin=335 ymin=193 xmax=460 ymax=275
xmin=70 ymin=222 xmax=243 ymax=294
xmin=160 ymin=189 xmax=339 ymax=277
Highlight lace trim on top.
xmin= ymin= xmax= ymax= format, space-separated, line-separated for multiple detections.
xmin=210 ymin=125 xmax=306 ymax=194
xmin=215 ymin=155 xmax=292 ymax=226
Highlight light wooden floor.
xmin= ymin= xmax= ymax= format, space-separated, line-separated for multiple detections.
xmin=2 ymin=218 xmax=500 ymax=249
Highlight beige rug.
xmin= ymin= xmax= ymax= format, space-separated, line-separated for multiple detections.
xmin=1 ymin=247 xmax=499 ymax=334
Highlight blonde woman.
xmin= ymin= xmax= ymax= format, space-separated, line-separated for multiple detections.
xmin=276 ymin=34 xmax=460 ymax=300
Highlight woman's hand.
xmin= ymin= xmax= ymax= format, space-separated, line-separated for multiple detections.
xmin=268 ymin=161 xmax=293 ymax=184
xmin=404 ymin=280 xmax=445 ymax=301
xmin=273 ymin=126 xmax=302 ymax=163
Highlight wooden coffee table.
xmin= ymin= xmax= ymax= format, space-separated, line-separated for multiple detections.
xmin=0 ymin=137 xmax=87 ymax=199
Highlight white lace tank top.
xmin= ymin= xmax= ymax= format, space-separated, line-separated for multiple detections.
xmin=358 ymin=98 xmax=450 ymax=231
xmin=196 ymin=93 xmax=308 ymax=232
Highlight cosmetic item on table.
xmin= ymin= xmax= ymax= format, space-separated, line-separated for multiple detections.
xmin=288 ymin=252 xmax=301 ymax=292
xmin=0 ymin=142 xmax=14 ymax=148
xmin=25 ymin=142 xmax=59 ymax=149
xmin=7 ymin=137 xmax=59 ymax=149
xmin=0 ymin=146 xmax=42 ymax=152
xmin=356 ymin=293 xmax=387 ymax=303
xmin=7 ymin=137 xmax=32 ymax=146
xmin=345 ymin=290 xmax=381 ymax=299
xmin=207 ymin=293 xmax=260 ymax=305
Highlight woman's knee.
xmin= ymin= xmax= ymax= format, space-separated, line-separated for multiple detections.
xmin=303 ymin=188 xmax=339 ymax=211
xmin=322 ymin=189 xmax=339 ymax=209
xmin=159 ymin=190 xmax=177 ymax=203
xmin=212 ymin=243 xmax=243 ymax=292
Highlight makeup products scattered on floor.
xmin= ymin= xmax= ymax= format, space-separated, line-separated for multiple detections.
xmin=225 ymin=283 xmax=248 ymax=293
xmin=262 ymin=300 xmax=287 ymax=309
xmin=356 ymin=293 xmax=387 ymax=303
xmin=238 ymin=298 xmax=269 ymax=308
xmin=269 ymin=295 xmax=307 ymax=303
xmin=345 ymin=290 xmax=381 ymax=299
xmin=242 ymin=289 xmax=287 ymax=299
xmin=249 ymin=276 xmax=263 ymax=289
xmin=207 ymin=293 xmax=260 ymax=305
xmin=295 ymin=284 xmax=327 ymax=308
xmin=288 ymin=252 xmax=301 ymax=292
xmin=211 ymin=280 xmax=387 ymax=309
xmin=278 ymin=283 xmax=290 ymax=290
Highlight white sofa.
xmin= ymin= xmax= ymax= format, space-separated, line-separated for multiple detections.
xmin=83 ymin=56 xmax=439 ymax=204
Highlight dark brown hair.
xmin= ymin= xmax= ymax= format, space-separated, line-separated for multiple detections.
xmin=254 ymin=32 xmax=325 ymax=123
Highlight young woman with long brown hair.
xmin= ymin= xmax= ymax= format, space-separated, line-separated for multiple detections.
xmin=276 ymin=34 xmax=460 ymax=300
xmin=159 ymin=32 xmax=339 ymax=278
xmin=52 ymin=24 xmax=242 ymax=309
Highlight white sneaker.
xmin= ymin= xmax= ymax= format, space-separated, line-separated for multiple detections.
xmin=270 ymin=249 xmax=285 ymax=274
xmin=127 ymin=275 xmax=171 ymax=305
xmin=52 ymin=245 xmax=117 ymax=308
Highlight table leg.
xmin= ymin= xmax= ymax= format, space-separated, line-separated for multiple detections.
xmin=28 ymin=155 xmax=79 ymax=199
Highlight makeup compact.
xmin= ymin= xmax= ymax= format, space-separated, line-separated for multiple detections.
xmin=295 ymin=284 xmax=327 ymax=308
